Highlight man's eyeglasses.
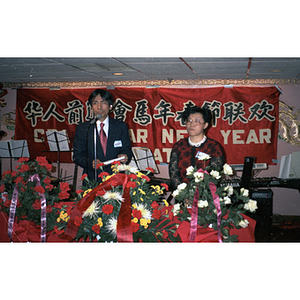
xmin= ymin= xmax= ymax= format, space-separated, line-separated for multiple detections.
xmin=185 ymin=118 xmax=205 ymax=125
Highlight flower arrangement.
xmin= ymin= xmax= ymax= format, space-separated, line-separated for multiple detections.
xmin=0 ymin=157 xmax=70 ymax=227
xmin=172 ymin=156 xmax=258 ymax=242
xmin=48 ymin=162 xmax=181 ymax=242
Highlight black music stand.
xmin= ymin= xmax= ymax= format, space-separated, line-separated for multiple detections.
xmin=45 ymin=130 xmax=71 ymax=181
xmin=129 ymin=147 xmax=159 ymax=174
xmin=0 ymin=140 xmax=30 ymax=171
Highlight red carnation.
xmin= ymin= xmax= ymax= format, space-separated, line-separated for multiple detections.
xmin=45 ymin=184 xmax=53 ymax=191
xmin=19 ymin=164 xmax=30 ymax=173
xmin=14 ymin=176 xmax=23 ymax=184
xmin=60 ymin=182 xmax=70 ymax=192
xmin=128 ymin=174 xmax=137 ymax=180
xmin=160 ymin=183 xmax=169 ymax=191
xmin=92 ymin=224 xmax=101 ymax=234
xmin=151 ymin=201 xmax=159 ymax=209
xmin=54 ymin=202 xmax=63 ymax=209
xmin=126 ymin=181 xmax=137 ymax=189
xmin=46 ymin=205 xmax=52 ymax=213
xmin=32 ymin=199 xmax=41 ymax=210
xmin=98 ymin=172 xmax=109 ymax=179
xmin=74 ymin=216 xmax=82 ymax=226
xmin=96 ymin=190 xmax=106 ymax=197
xmin=146 ymin=167 xmax=154 ymax=173
xmin=152 ymin=209 xmax=162 ymax=219
xmin=17 ymin=157 xmax=29 ymax=163
xmin=141 ymin=175 xmax=150 ymax=182
xmin=54 ymin=226 xmax=64 ymax=235
xmin=76 ymin=189 xmax=84 ymax=194
xmin=102 ymin=204 xmax=114 ymax=215
xmin=96 ymin=162 xmax=105 ymax=169
xmin=36 ymin=156 xmax=52 ymax=170
xmin=81 ymin=174 xmax=88 ymax=181
xmin=162 ymin=230 xmax=168 ymax=239
xmin=34 ymin=185 xmax=45 ymax=194
xmin=131 ymin=222 xmax=140 ymax=233
xmin=4 ymin=200 xmax=11 ymax=207
xmin=0 ymin=184 xmax=5 ymax=193
xmin=132 ymin=209 xmax=142 ymax=219
xmin=44 ymin=176 xmax=51 ymax=185
xmin=59 ymin=191 xmax=70 ymax=200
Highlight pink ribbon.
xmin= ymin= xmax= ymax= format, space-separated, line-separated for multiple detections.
xmin=189 ymin=169 xmax=222 ymax=243
xmin=7 ymin=174 xmax=47 ymax=242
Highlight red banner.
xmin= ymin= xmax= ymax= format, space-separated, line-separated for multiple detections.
xmin=15 ymin=86 xmax=280 ymax=165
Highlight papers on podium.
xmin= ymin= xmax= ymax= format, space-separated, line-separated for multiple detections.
xmin=0 ymin=139 xmax=30 ymax=158
xmin=46 ymin=130 xmax=70 ymax=152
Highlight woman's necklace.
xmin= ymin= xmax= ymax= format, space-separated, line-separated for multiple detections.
xmin=188 ymin=135 xmax=207 ymax=147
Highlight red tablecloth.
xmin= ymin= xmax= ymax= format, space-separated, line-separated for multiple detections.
xmin=0 ymin=203 xmax=256 ymax=243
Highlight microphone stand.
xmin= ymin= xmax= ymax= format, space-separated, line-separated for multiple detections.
xmin=94 ymin=123 xmax=97 ymax=181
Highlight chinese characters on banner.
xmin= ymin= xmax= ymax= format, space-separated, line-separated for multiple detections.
xmin=15 ymin=86 xmax=280 ymax=165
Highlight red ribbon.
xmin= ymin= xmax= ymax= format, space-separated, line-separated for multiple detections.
xmin=7 ymin=174 xmax=47 ymax=242
xmin=60 ymin=173 xmax=133 ymax=242
xmin=189 ymin=169 xmax=222 ymax=243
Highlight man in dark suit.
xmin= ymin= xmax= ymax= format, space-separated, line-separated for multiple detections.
xmin=73 ymin=89 xmax=132 ymax=183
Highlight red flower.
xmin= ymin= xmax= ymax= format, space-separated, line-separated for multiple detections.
xmin=74 ymin=216 xmax=83 ymax=226
xmin=54 ymin=202 xmax=63 ymax=209
xmin=60 ymin=182 xmax=70 ymax=192
xmin=0 ymin=184 xmax=5 ymax=193
xmin=96 ymin=190 xmax=106 ymax=197
xmin=151 ymin=201 xmax=159 ymax=209
xmin=36 ymin=156 xmax=52 ymax=171
xmin=162 ymin=230 xmax=168 ymax=239
xmin=152 ymin=209 xmax=162 ymax=219
xmin=81 ymin=174 xmax=88 ymax=181
xmin=160 ymin=183 xmax=169 ymax=191
xmin=141 ymin=174 xmax=150 ymax=182
xmin=19 ymin=164 xmax=30 ymax=173
xmin=54 ymin=226 xmax=64 ymax=235
xmin=126 ymin=181 xmax=137 ymax=189
xmin=44 ymin=176 xmax=51 ymax=185
xmin=132 ymin=210 xmax=142 ymax=219
xmin=112 ymin=161 xmax=121 ymax=166
xmin=130 ymin=222 xmax=140 ymax=233
xmin=102 ymin=204 xmax=114 ymax=215
xmin=34 ymin=185 xmax=45 ymax=194
xmin=110 ymin=181 xmax=117 ymax=187
xmin=32 ymin=199 xmax=41 ymax=210
xmin=17 ymin=157 xmax=29 ymax=163
xmin=4 ymin=200 xmax=11 ymax=207
xmin=66 ymin=205 xmax=73 ymax=215
xmin=128 ymin=174 xmax=137 ymax=180
xmin=76 ymin=189 xmax=84 ymax=194
xmin=168 ymin=211 xmax=174 ymax=220
xmin=146 ymin=167 xmax=154 ymax=173
xmin=14 ymin=176 xmax=23 ymax=184
xmin=46 ymin=205 xmax=52 ymax=213
xmin=58 ymin=191 xmax=70 ymax=200
xmin=92 ymin=224 xmax=101 ymax=234
xmin=98 ymin=172 xmax=109 ymax=179
xmin=96 ymin=162 xmax=105 ymax=169
xmin=45 ymin=184 xmax=53 ymax=191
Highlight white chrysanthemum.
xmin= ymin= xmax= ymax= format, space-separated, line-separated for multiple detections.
xmin=172 ymin=203 xmax=181 ymax=216
xmin=82 ymin=200 xmax=101 ymax=219
xmin=106 ymin=217 xmax=118 ymax=237
xmin=103 ymin=191 xmax=124 ymax=204
xmin=186 ymin=166 xmax=194 ymax=176
xmin=117 ymin=164 xmax=138 ymax=174
xmin=223 ymin=163 xmax=233 ymax=175
xmin=194 ymin=171 xmax=204 ymax=182
xmin=223 ymin=196 xmax=232 ymax=204
xmin=136 ymin=203 xmax=152 ymax=220
xmin=198 ymin=200 xmax=208 ymax=208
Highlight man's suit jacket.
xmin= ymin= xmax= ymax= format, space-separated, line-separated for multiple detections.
xmin=73 ymin=117 xmax=132 ymax=182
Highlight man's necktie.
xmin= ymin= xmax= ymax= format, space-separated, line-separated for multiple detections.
xmin=100 ymin=123 xmax=107 ymax=156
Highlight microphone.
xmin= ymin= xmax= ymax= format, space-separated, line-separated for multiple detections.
xmin=90 ymin=114 xmax=102 ymax=124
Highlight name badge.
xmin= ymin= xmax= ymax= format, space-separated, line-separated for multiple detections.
xmin=114 ymin=140 xmax=122 ymax=148
xmin=195 ymin=151 xmax=209 ymax=160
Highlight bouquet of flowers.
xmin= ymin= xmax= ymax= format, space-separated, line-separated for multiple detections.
xmin=0 ymin=156 xmax=71 ymax=241
xmin=172 ymin=155 xmax=258 ymax=242
xmin=48 ymin=162 xmax=181 ymax=242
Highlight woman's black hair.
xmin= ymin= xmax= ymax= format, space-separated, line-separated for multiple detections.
xmin=182 ymin=105 xmax=213 ymax=125
xmin=88 ymin=89 xmax=114 ymax=107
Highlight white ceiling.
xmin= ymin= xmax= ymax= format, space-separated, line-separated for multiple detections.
xmin=0 ymin=57 xmax=300 ymax=85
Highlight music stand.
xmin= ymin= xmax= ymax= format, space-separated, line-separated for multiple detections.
xmin=129 ymin=147 xmax=159 ymax=174
xmin=45 ymin=130 xmax=70 ymax=180
xmin=0 ymin=139 xmax=30 ymax=172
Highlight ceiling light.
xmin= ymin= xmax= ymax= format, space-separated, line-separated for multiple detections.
xmin=113 ymin=72 xmax=124 ymax=76
xmin=270 ymin=70 xmax=282 ymax=72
